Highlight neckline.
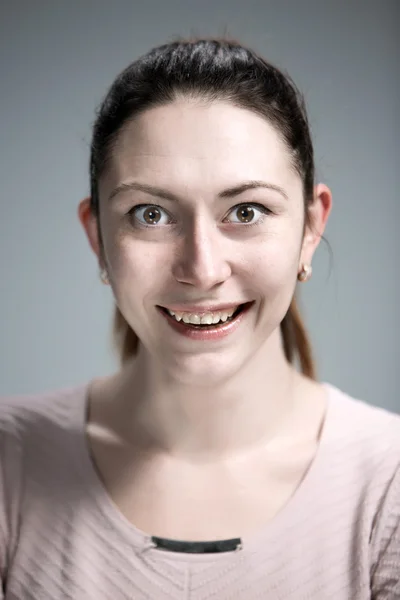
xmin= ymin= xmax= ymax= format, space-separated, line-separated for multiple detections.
xmin=71 ymin=380 xmax=335 ymax=563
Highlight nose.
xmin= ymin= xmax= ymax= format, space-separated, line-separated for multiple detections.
xmin=172 ymin=217 xmax=232 ymax=291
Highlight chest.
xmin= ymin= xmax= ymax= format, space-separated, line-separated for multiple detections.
xmin=87 ymin=435 xmax=318 ymax=541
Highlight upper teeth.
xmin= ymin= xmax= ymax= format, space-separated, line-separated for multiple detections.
xmin=167 ymin=307 xmax=238 ymax=325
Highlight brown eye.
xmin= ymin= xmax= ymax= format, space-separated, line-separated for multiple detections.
xmin=130 ymin=204 xmax=170 ymax=226
xmin=143 ymin=207 xmax=161 ymax=224
xmin=235 ymin=206 xmax=255 ymax=223
xmin=225 ymin=203 xmax=270 ymax=225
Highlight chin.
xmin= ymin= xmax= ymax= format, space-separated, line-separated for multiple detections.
xmin=160 ymin=348 xmax=249 ymax=388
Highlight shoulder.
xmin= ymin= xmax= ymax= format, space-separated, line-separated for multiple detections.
xmin=0 ymin=382 xmax=90 ymax=449
xmin=326 ymin=389 xmax=400 ymax=593
xmin=324 ymin=382 xmax=400 ymax=462
xmin=0 ymin=383 xmax=91 ymax=580
xmin=0 ymin=381 xmax=90 ymax=511
xmin=323 ymin=384 xmax=400 ymax=586
xmin=322 ymin=383 xmax=400 ymax=519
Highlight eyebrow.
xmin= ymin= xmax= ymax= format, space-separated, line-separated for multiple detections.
xmin=108 ymin=179 xmax=289 ymax=203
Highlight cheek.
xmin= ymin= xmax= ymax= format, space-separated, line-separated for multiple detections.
xmin=244 ymin=237 xmax=300 ymax=330
xmin=105 ymin=237 xmax=173 ymax=306
xmin=242 ymin=230 xmax=302 ymax=292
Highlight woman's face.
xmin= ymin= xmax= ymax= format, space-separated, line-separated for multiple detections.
xmin=94 ymin=100 xmax=324 ymax=383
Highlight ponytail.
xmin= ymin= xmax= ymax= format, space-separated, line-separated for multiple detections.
xmin=280 ymin=294 xmax=316 ymax=379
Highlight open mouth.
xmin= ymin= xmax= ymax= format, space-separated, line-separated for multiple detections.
xmin=157 ymin=302 xmax=253 ymax=330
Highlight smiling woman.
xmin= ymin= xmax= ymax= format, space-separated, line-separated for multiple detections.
xmin=90 ymin=58 xmax=318 ymax=375
xmin=89 ymin=95 xmax=322 ymax=387
xmin=1 ymin=37 xmax=399 ymax=600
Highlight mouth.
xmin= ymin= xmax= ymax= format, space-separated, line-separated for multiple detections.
xmin=157 ymin=302 xmax=254 ymax=330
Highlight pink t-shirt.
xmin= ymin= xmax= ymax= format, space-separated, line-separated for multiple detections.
xmin=0 ymin=381 xmax=399 ymax=599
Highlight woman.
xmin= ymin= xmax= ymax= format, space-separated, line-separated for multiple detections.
xmin=0 ymin=38 xmax=399 ymax=599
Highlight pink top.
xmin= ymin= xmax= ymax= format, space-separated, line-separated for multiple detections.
xmin=0 ymin=381 xmax=399 ymax=599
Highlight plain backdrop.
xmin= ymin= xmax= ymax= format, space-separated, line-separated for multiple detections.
xmin=0 ymin=0 xmax=398 ymax=412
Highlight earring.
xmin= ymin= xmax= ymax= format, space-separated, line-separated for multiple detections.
xmin=99 ymin=267 xmax=110 ymax=285
xmin=297 ymin=264 xmax=312 ymax=282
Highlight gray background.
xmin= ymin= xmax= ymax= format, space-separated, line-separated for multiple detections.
xmin=0 ymin=0 xmax=398 ymax=412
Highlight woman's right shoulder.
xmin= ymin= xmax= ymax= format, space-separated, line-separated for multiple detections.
xmin=0 ymin=381 xmax=90 ymax=446
xmin=0 ymin=382 xmax=91 ymax=584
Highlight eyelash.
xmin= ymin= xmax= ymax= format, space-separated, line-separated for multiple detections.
xmin=127 ymin=202 xmax=272 ymax=228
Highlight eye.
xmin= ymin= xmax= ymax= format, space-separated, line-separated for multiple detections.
xmin=129 ymin=204 xmax=171 ymax=226
xmin=225 ymin=203 xmax=270 ymax=225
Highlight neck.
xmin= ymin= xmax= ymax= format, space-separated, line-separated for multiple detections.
xmin=108 ymin=329 xmax=304 ymax=462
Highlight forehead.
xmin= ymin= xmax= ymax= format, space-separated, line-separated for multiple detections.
xmin=101 ymin=100 xmax=301 ymax=199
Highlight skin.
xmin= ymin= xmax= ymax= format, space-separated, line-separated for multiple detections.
xmin=78 ymin=100 xmax=332 ymax=538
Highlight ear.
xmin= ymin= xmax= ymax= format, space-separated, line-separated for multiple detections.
xmin=77 ymin=197 xmax=103 ymax=262
xmin=299 ymin=183 xmax=332 ymax=267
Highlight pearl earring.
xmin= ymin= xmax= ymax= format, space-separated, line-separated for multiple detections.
xmin=298 ymin=264 xmax=312 ymax=282
xmin=99 ymin=267 xmax=110 ymax=285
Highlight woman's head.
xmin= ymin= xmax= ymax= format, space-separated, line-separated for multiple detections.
xmin=79 ymin=38 xmax=331 ymax=383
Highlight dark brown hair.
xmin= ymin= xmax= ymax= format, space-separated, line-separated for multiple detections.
xmin=89 ymin=37 xmax=317 ymax=379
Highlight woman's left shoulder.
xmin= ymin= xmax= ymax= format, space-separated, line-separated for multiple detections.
xmin=324 ymin=381 xmax=400 ymax=431
xmin=322 ymin=382 xmax=400 ymax=471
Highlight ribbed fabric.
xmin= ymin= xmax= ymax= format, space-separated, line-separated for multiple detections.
xmin=0 ymin=382 xmax=399 ymax=599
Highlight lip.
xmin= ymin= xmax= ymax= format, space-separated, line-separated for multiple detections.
xmin=157 ymin=301 xmax=254 ymax=341
xmin=158 ymin=302 xmax=247 ymax=315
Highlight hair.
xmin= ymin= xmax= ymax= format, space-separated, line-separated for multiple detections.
xmin=89 ymin=37 xmax=318 ymax=379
